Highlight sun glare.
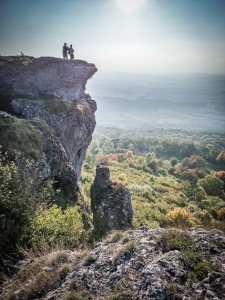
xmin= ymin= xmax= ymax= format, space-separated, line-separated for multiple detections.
xmin=116 ymin=0 xmax=146 ymax=14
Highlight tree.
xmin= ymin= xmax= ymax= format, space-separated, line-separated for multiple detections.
xmin=205 ymin=144 xmax=216 ymax=160
xmin=145 ymin=152 xmax=156 ymax=165
xmin=90 ymin=140 xmax=101 ymax=155
xmin=180 ymin=168 xmax=198 ymax=184
xmin=136 ymin=156 xmax=145 ymax=166
xmin=190 ymin=155 xmax=207 ymax=169
xmin=198 ymin=175 xmax=224 ymax=198
xmin=148 ymin=159 xmax=158 ymax=173
xmin=96 ymin=152 xmax=109 ymax=165
xmin=170 ymin=157 xmax=178 ymax=167
xmin=109 ymin=155 xmax=118 ymax=162
xmin=214 ymin=171 xmax=225 ymax=191
xmin=125 ymin=150 xmax=134 ymax=160
xmin=216 ymin=150 xmax=225 ymax=165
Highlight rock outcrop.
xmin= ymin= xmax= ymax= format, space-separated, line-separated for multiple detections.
xmin=0 ymin=56 xmax=97 ymax=201
xmin=91 ymin=164 xmax=133 ymax=234
xmin=1 ymin=228 xmax=224 ymax=299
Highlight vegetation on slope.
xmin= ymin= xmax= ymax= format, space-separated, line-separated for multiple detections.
xmin=1 ymin=127 xmax=225 ymax=283
xmin=81 ymin=127 xmax=225 ymax=231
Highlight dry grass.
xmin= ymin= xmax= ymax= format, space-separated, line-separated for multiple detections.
xmin=112 ymin=241 xmax=135 ymax=264
xmin=0 ymin=243 xmax=75 ymax=300
xmin=105 ymin=230 xmax=124 ymax=243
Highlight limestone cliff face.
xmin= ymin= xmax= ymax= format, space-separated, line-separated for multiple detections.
xmin=0 ymin=56 xmax=97 ymax=198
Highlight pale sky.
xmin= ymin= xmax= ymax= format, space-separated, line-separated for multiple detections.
xmin=0 ymin=0 xmax=225 ymax=73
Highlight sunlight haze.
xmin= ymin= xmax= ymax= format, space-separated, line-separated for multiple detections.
xmin=116 ymin=0 xmax=147 ymax=14
xmin=0 ymin=0 xmax=225 ymax=73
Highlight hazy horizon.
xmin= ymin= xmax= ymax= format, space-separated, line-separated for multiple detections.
xmin=87 ymin=72 xmax=225 ymax=130
xmin=1 ymin=0 xmax=225 ymax=74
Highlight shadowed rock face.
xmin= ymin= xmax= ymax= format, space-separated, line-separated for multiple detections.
xmin=90 ymin=164 xmax=133 ymax=234
xmin=0 ymin=56 xmax=97 ymax=200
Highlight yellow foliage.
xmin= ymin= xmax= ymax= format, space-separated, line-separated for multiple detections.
xmin=167 ymin=207 xmax=193 ymax=229
xmin=218 ymin=207 xmax=225 ymax=221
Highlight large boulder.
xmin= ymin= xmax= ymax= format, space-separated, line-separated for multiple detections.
xmin=90 ymin=164 xmax=133 ymax=234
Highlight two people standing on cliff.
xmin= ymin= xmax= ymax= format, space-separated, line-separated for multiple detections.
xmin=62 ymin=43 xmax=74 ymax=60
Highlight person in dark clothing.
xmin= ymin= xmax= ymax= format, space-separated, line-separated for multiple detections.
xmin=69 ymin=44 xmax=74 ymax=60
xmin=63 ymin=43 xmax=69 ymax=59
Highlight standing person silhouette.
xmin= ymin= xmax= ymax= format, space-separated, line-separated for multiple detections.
xmin=62 ymin=43 xmax=69 ymax=59
xmin=69 ymin=44 xmax=74 ymax=60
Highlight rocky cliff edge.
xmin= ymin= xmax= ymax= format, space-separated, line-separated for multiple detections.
xmin=1 ymin=228 xmax=225 ymax=299
xmin=0 ymin=56 xmax=97 ymax=202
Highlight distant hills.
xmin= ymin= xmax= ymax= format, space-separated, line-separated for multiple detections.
xmin=87 ymin=72 xmax=225 ymax=130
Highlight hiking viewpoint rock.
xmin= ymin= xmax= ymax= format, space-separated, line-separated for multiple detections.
xmin=0 ymin=56 xmax=97 ymax=203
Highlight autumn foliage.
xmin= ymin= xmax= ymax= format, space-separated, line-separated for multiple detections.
xmin=167 ymin=208 xmax=193 ymax=229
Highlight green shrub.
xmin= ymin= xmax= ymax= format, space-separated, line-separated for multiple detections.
xmin=158 ymin=230 xmax=194 ymax=252
xmin=30 ymin=205 xmax=84 ymax=249
xmin=198 ymin=175 xmax=224 ymax=198
xmin=183 ymin=251 xmax=203 ymax=268
xmin=170 ymin=157 xmax=178 ymax=167
xmin=190 ymin=261 xmax=212 ymax=282
xmin=0 ymin=152 xmax=40 ymax=256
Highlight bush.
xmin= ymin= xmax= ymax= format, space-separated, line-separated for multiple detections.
xmin=198 ymin=175 xmax=224 ymax=198
xmin=148 ymin=159 xmax=158 ymax=173
xmin=183 ymin=251 xmax=202 ymax=268
xmin=218 ymin=207 xmax=225 ymax=221
xmin=158 ymin=230 xmax=194 ymax=252
xmin=0 ymin=151 xmax=40 ymax=256
xmin=96 ymin=152 xmax=109 ymax=165
xmin=30 ymin=205 xmax=84 ymax=249
xmin=195 ymin=210 xmax=212 ymax=226
xmin=216 ymin=149 xmax=225 ymax=164
xmin=214 ymin=171 xmax=225 ymax=190
xmin=179 ymin=168 xmax=198 ymax=183
xmin=166 ymin=208 xmax=193 ymax=229
xmin=170 ymin=157 xmax=178 ymax=167
xmin=190 ymin=261 xmax=212 ymax=282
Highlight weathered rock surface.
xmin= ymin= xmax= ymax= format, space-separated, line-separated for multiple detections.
xmin=0 ymin=56 xmax=97 ymax=199
xmin=91 ymin=164 xmax=133 ymax=234
xmin=1 ymin=228 xmax=224 ymax=299
xmin=0 ymin=56 xmax=96 ymax=103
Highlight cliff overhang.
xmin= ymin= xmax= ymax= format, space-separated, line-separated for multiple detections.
xmin=0 ymin=56 xmax=97 ymax=205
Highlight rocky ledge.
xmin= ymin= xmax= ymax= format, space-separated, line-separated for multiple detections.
xmin=0 ymin=56 xmax=97 ymax=202
xmin=1 ymin=228 xmax=224 ymax=299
